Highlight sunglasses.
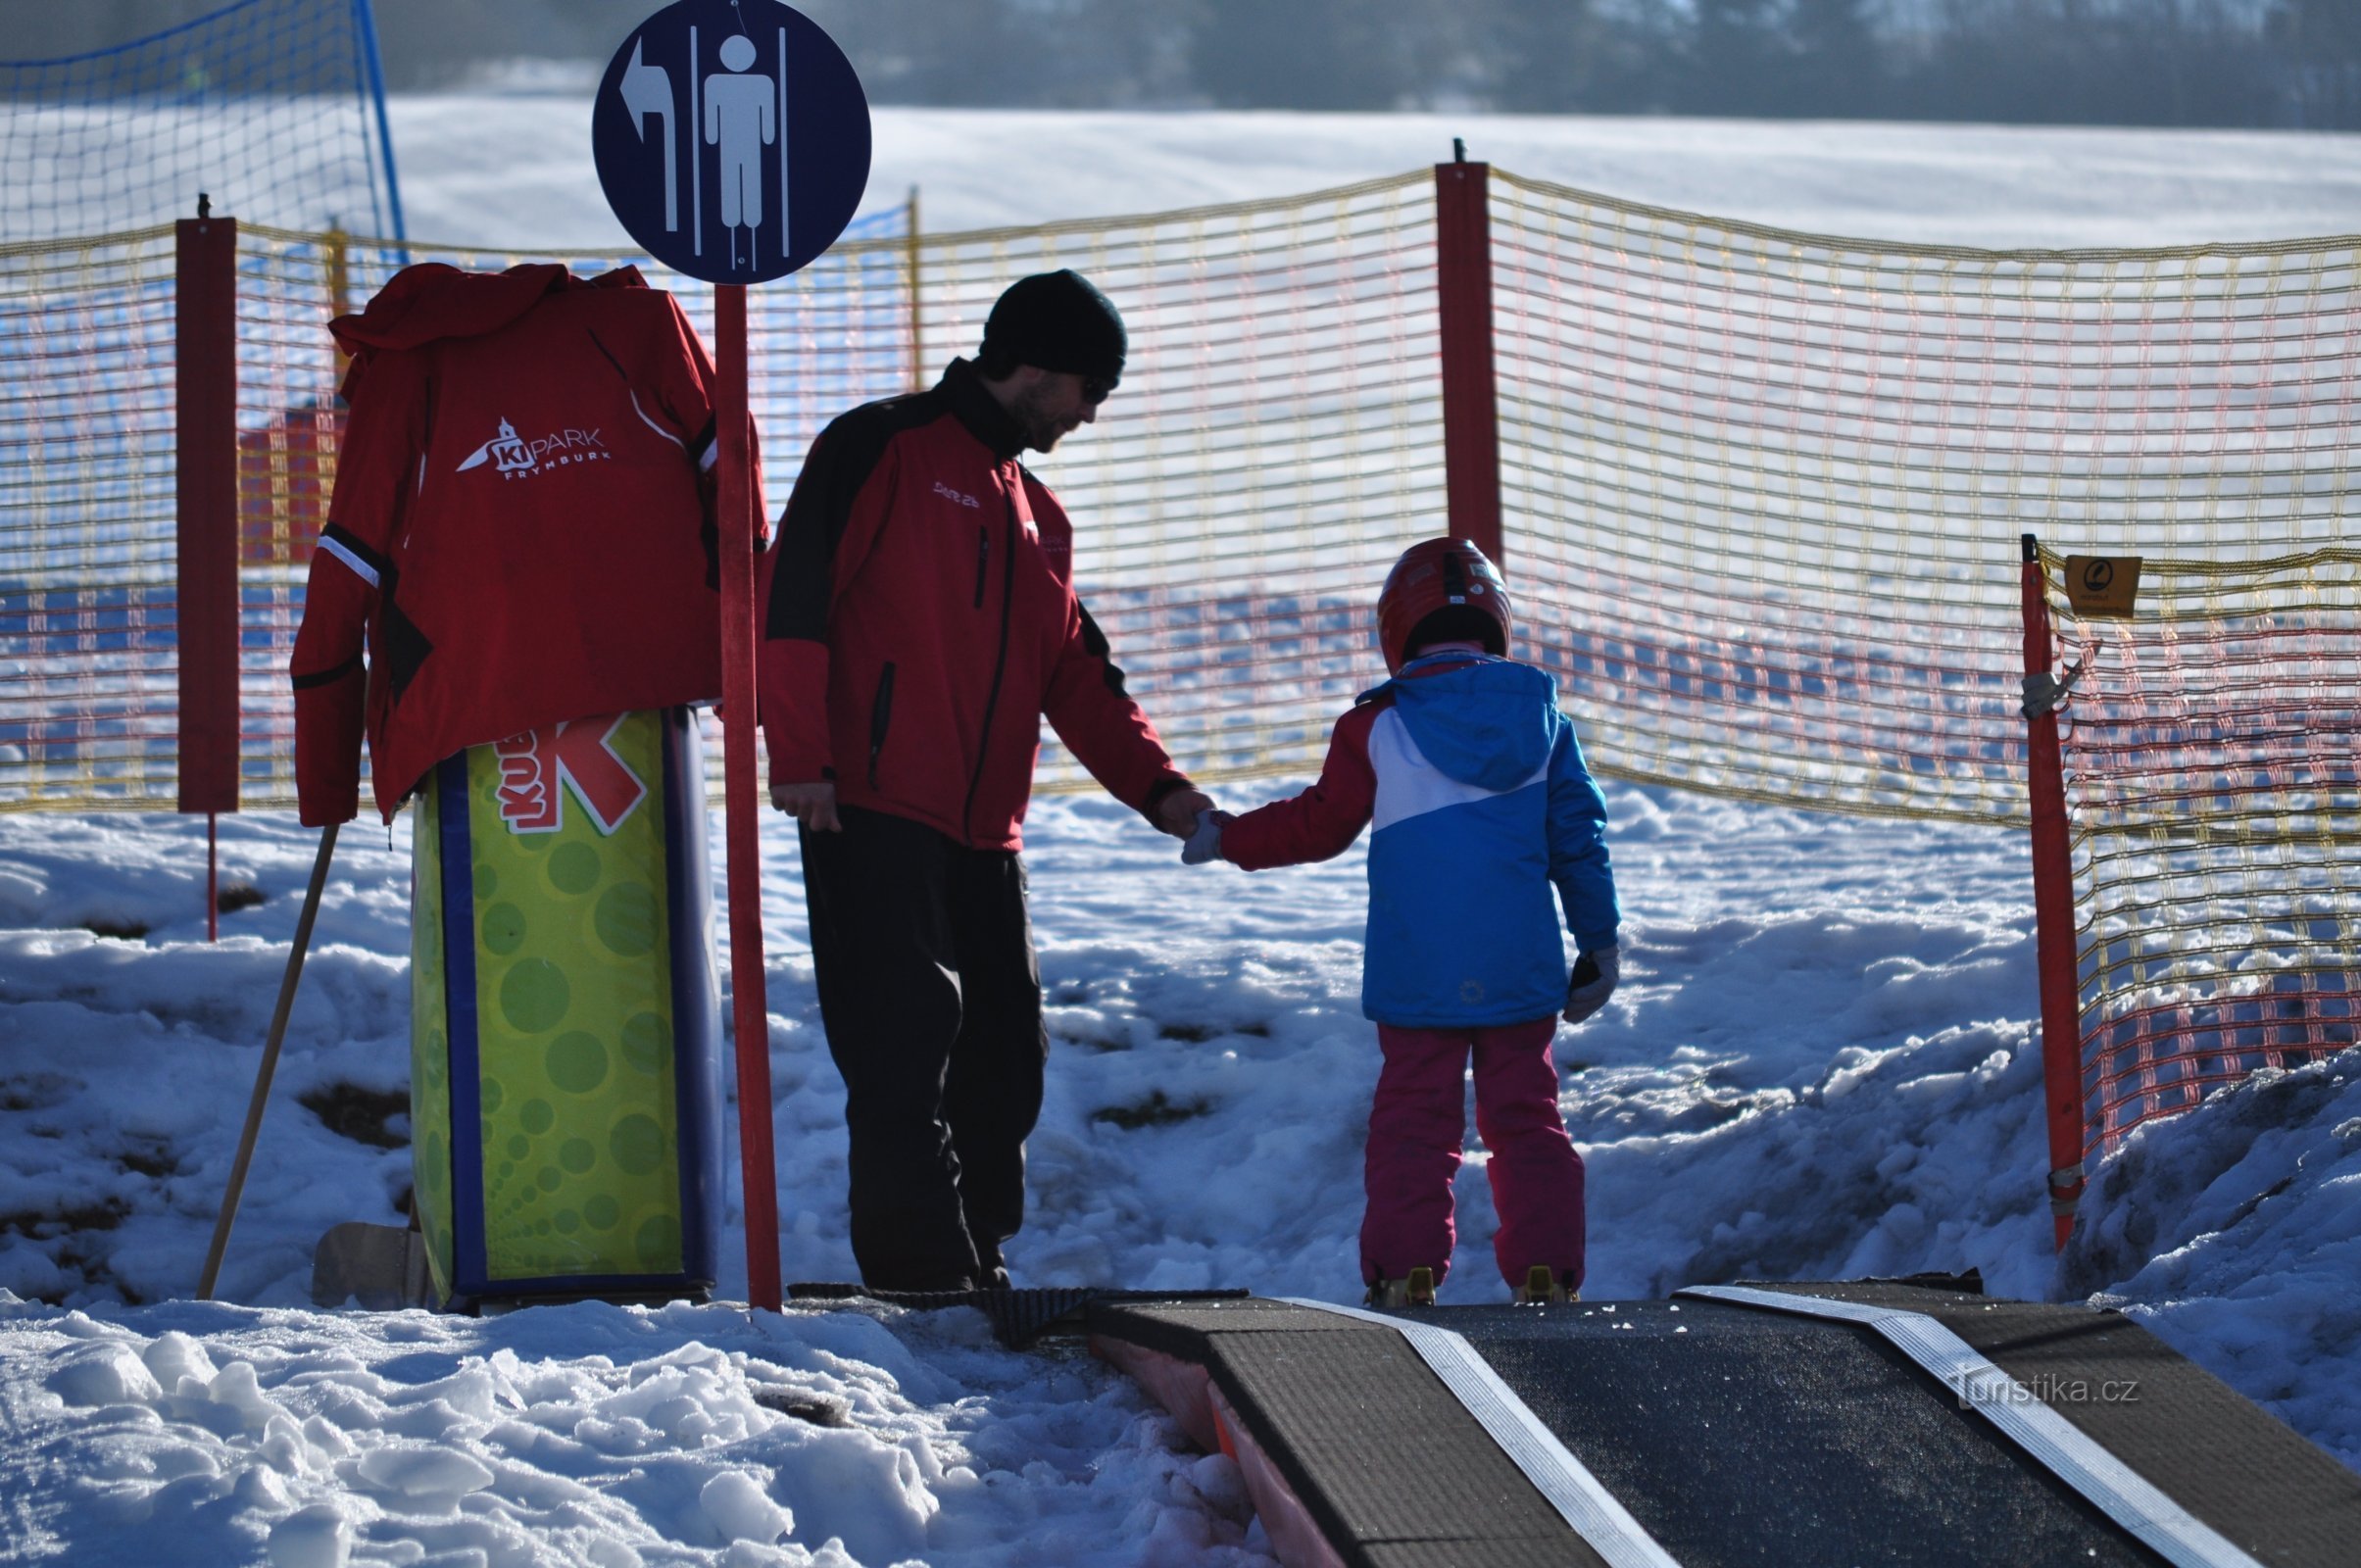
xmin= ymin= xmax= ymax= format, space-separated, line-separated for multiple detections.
xmin=1080 ymin=374 xmax=1114 ymax=407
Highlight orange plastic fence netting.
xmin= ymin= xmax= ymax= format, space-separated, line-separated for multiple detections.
xmin=0 ymin=225 xmax=183 ymax=808
xmin=2 ymin=172 xmax=1443 ymax=812
xmin=1490 ymin=171 xmax=2360 ymax=824
xmin=2043 ymin=546 xmax=2361 ymax=1156
xmin=5 ymin=167 xmax=2359 ymax=846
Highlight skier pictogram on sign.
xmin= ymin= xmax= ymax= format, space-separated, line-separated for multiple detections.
xmin=706 ymin=34 xmax=775 ymax=268
xmin=593 ymin=0 xmax=868 ymax=287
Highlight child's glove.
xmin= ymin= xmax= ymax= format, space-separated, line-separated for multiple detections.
xmin=1562 ymin=946 xmax=1619 ymax=1024
xmin=1180 ymin=808 xmax=1233 ymax=865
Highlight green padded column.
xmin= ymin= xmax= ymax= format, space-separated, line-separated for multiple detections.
xmin=462 ymin=710 xmax=684 ymax=1282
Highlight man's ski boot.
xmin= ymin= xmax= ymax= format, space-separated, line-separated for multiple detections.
xmin=1515 ymin=1265 xmax=1578 ymax=1304
xmin=1365 ymin=1266 xmax=1437 ymax=1308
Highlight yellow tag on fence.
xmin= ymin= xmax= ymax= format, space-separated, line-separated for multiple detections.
xmin=2063 ymin=556 xmax=2142 ymax=619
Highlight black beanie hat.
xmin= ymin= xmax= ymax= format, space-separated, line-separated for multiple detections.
xmin=979 ymin=270 xmax=1126 ymax=386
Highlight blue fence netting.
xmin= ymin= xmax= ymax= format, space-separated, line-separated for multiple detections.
xmin=0 ymin=0 xmax=403 ymax=243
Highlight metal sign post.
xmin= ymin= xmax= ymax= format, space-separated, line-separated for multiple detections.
xmin=595 ymin=0 xmax=870 ymax=1312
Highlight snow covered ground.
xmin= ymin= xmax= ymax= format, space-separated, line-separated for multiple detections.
xmin=388 ymin=100 xmax=2361 ymax=248
xmin=3 ymin=101 xmax=2358 ymax=1565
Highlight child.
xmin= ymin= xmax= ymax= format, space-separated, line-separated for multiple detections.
xmin=1184 ymin=538 xmax=1620 ymax=1306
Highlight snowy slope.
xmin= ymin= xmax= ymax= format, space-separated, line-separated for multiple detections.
xmin=2 ymin=101 xmax=2357 ymax=1566
xmin=387 ymin=101 xmax=2361 ymax=248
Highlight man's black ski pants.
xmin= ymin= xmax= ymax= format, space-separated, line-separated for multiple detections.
xmin=800 ymin=805 xmax=1047 ymax=1292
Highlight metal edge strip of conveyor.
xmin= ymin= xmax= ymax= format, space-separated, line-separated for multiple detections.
xmin=1280 ymin=1298 xmax=1684 ymax=1568
xmin=1679 ymin=1285 xmax=2262 ymax=1568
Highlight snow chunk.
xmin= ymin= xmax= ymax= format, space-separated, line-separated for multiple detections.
xmin=140 ymin=1331 xmax=218 ymax=1393
xmin=701 ymin=1469 xmax=792 ymax=1544
xmin=48 ymin=1342 xmax=161 ymax=1407
xmin=267 ymin=1504 xmax=350 ymax=1568
xmin=207 ymin=1358 xmax=278 ymax=1431
xmin=779 ymin=1429 xmax=939 ymax=1562
xmin=354 ymin=1443 xmax=495 ymax=1498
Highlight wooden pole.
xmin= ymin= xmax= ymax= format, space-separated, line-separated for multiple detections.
xmin=198 ymin=823 xmax=338 ymax=1299
xmin=1434 ymin=152 xmax=1503 ymax=564
xmin=178 ymin=209 xmax=240 ymax=937
xmin=715 ymin=284 xmax=783 ymax=1311
xmin=906 ymin=185 xmax=924 ymax=392
xmin=2022 ymin=534 xmax=2088 ymax=1250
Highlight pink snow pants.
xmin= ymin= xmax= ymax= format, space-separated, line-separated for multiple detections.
xmin=1360 ymin=1015 xmax=1586 ymax=1292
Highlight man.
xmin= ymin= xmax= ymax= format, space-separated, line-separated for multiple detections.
xmin=760 ymin=270 xmax=1214 ymax=1291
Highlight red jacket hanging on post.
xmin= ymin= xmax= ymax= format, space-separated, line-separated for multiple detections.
xmin=290 ymin=263 xmax=762 ymax=824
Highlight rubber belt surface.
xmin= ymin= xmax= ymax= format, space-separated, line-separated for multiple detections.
xmin=1680 ymin=1286 xmax=2261 ymax=1568
xmin=1282 ymin=1298 xmax=1682 ymax=1568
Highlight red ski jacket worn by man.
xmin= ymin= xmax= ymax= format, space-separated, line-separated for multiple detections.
xmin=758 ymin=357 xmax=1189 ymax=851
xmin=290 ymin=263 xmax=758 ymax=824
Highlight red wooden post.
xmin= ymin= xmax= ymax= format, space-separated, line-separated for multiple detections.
xmin=2022 ymin=534 xmax=2088 ymax=1249
xmin=714 ymin=284 xmax=783 ymax=1310
xmin=1434 ymin=157 xmax=1503 ymax=564
xmin=177 ymin=213 xmax=239 ymax=937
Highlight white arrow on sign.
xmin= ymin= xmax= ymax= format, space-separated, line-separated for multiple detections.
xmin=617 ymin=38 xmax=677 ymax=232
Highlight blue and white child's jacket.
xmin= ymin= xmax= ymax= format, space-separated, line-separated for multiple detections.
xmin=1221 ymin=651 xmax=1619 ymax=1028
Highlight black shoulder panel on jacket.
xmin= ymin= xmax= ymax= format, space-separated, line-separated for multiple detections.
xmin=764 ymin=388 xmax=945 ymax=642
xmin=1075 ymin=599 xmax=1130 ymax=699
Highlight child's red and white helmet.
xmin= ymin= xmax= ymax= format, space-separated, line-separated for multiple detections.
xmin=1376 ymin=537 xmax=1513 ymax=673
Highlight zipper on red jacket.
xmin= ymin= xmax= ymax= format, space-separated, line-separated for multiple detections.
xmin=960 ymin=484 xmax=1020 ymax=844
xmin=866 ymin=662 xmax=896 ymax=789
xmin=418 ymin=372 xmax=439 ymax=498
xmin=972 ymin=527 xmax=990 ymax=609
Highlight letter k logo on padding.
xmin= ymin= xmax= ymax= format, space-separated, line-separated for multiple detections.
xmin=497 ymin=715 xmax=648 ymax=835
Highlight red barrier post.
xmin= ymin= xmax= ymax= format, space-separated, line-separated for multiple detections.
xmin=178 ymin=212 xmax=239 ymax=936
xmin=2021 ymin=534 xmax=2088 ymax=1249
xmin=714 ymin=284 xmax=782 ymax=1311
xmin=1434 ymin=154 xmax=1503 ymax=564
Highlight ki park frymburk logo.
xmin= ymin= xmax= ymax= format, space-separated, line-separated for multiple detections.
xmin=456 ymin=417 xmax=615 ymax=481
xmin=495 ymin=716 xmax=648 ymax=837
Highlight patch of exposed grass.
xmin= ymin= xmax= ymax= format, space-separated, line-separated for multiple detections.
xmin=0 ymin=1074 xmax=74 ymax=1113
xmin=300 ymin=1083 xmax=410 ymax=1149
xmin=118 ymin=1142 xmax=176 ymax=1178
xmin=216 ymin=882 xmax=268 ymax=913
xmin=1090 ymin=1090 xmax=1212 ymax=1130
xmin=0 ymin=1198 xmax=129 ymax=1239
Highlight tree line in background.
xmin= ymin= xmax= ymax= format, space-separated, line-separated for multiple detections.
xmin=12 ymin=0 xmax=2361 ymax=129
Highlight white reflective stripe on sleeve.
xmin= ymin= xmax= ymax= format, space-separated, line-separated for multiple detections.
xmin=1281 ymin=1298 xmax=1684 ymax=1568
xmin=1679 ymin=1287 xmax=2264 ymax=1568
xmin=630 ymin=388 xmax=687 ymax=451
xmin=319 ymin=535 xmax=380 ymax=588
xmin=699 ymin=439 xmax=719 ymax=472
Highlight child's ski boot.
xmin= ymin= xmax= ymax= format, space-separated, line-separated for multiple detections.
xmin=1365 ymin=1266 xmax=1437 ymax=1308
xmin=1515 ymin=1265 xmax=1578 ymax=1304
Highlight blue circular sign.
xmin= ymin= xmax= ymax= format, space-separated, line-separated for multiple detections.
xmin=593 ymin=0 xmax=871 ymax=285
